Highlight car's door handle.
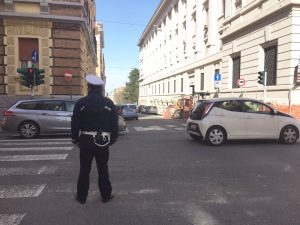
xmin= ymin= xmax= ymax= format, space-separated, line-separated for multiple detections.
xmin=67 ymin=114 xmax=72 ymax=117
xmin=246 ymin=116 xmax=253 ymax=119
xmin=41 ymin=113 xmax=48 ymax=115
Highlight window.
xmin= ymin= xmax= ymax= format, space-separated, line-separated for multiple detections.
xmin=42 ymin=101 xmax=63 ymax=111
xmin=181 ymin=78 xmax=183 ymax=92
xmin=232 ymin=56 xmax=240 ymax=88
xmin=19 ymin=38 xmax=39 ymax=68
xmin=216 ymin=100 xmax=241 ymax=112
xmin=200 ymin=73 xmax=204 ymax=90
xmin=243 ymin=101 xmax=272 ymax=114
xmin=174 ymin=80 xmax=176 ymax=93
xmin=264 ymin=45 xmax=277 ymax=86
xmin=65 ymin=101 xmax=75 ymax=112
xmin=17 ymin=101 xmax=38 ymax=110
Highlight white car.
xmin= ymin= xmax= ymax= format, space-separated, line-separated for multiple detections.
xmin=187 ymin=97 xmax=300 ymax=146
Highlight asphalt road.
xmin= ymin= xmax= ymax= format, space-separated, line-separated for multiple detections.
xmin=0 ymin=115 xmax=300 ymax=225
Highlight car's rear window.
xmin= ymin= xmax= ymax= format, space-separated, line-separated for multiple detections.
xmin=17 ymin=102 xmax=39 ymax=110
xmin=123 ymin=105 xmax=137 ymax=112
xmin=190 ymin=101 xmax=211 ymax=119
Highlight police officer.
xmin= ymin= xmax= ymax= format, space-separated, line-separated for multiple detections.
xmin=71 ymin=74 xmax=118 ymax=204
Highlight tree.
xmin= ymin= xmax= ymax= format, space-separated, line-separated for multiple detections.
xmin=123 ymin=68 xmax=139 ymax=103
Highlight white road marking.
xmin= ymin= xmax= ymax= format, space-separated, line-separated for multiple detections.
xmin=0 ymin=146 xmax=73 ymax=151
xmin=134 ymin=126 xmax=166 ymax=131
xmin=0 ymin=141 xmax=71 ymax=146
xmin=174 ymin=127 xmax=186 ymax=131
xmin=0 ymin=154 xmax=68 ymax=162
xmin=0 ymin=138 xmax=71 ymax=142
xmin=0 ymin=166 xmax=58 ymax=176
xmin=0 ymin=214 xmax=25 ymax=225
xmin=0 ymin=184 xmax=45 ymax=198
xmin=166 ymin=125 xmax=177 ymax=128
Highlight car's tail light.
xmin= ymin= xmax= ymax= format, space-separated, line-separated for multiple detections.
xmin=202 ymin=103 xmax=214 ymax=119
xmin=3 ymin=110 xmax=14 ymax=117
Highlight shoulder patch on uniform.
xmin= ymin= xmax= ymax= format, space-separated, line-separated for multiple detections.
xmin=105 ymin=106 xmax=111 ymax=111
xmin=80 ymin=106 xmax=85 ymax=111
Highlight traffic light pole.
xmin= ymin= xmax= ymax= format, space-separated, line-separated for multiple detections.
xmin=263 ymin=71 xmax=267 ymax=102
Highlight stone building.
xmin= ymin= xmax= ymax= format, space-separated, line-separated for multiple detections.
xmin=139 ymin=0 xmax=300 ymax=119
xmin=0 ymin=0 xmax=98 ymax=97
xmin=95 ymin=21 xmax=105 ymax=82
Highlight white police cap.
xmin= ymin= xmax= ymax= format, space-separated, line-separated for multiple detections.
xmin=85 ymin=74 xmax=105 ymax=86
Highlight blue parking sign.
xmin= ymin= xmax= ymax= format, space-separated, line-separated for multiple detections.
xmin=32 ymin=50 xmax=38 ymax=63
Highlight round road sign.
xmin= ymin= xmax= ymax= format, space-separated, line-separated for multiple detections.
xmin=65 ymin=71 xmax=72 ymax=82
xmin=237 ymin=78 xmax=246 ymax=87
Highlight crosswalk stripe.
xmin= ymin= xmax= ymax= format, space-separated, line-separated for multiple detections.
xmin=0 ymin=214 xmax=25 ymax=225
xmin=0 ymin=154 xmax=68 ymax=162
xmin=0 ymin=141 xmax=71 ymax=146
xmin=0 ymin=184 xmax=45 ymax=198
xmin=0 ymin=138 xmax=70 ymax=142
xmin=0 ymin=166 xmax=58 ymax=176
xmin=134 ymin=126 xmax=167 ymax=131
xmin=0 ymin=146 xmax=73 ymax=151
xmin=174 ymin=127 xmax=186 ymax=130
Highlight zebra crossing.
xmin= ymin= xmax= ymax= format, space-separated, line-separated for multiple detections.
xmin=130 ymin=123 xmax=187 ymax=132
xmin=0 ymin=138 xmax=73 ymax=225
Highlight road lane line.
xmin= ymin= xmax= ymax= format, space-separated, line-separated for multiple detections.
xmin=0 ymin=154 xmax=68 ymax=162
xmin=0 ymin=166 xmax=58 ymax=176
xmin=0 ymin=141 xmax=71 ymax=146
xmin=0 ymin=184 xmax=45 ymax=198
xmin=0 ymin=214 xmax=25 ymax=225
xmin=0 ymin=147 xmax=73 ymax=151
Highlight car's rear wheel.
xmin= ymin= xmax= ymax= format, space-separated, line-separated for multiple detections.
xmin=18 ymin=121 xmax=39 ymax=138
xmin=189 ymin=133 xmax=202 ymax=140
xmin=205 ymin=126 xmax=227 ymax=146
xmin=279 ymin=125 xmax=299 ymax=144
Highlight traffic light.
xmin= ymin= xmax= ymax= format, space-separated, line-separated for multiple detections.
xmin=17 ymin=68 xmax=32 ymax=88
xmin=34 ymin=68 xmax=45 ymax=86
xmin=257 ymin=71 xmax=265 ymax=85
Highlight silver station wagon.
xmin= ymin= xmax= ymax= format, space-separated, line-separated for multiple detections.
xmin=1 ymin=99 xmax=127 ymax=138
xmin=1 ymin=99 xmax=76 ymax=138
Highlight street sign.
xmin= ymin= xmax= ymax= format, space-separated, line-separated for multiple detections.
xmin=214 ymin=73 xmax=221 ymax=81
xmin=32 ymin=50 xmax=38 ymax=63
xmin=237 ymin=78 xmax=246 ymax=87
xmin=65 ymin=71 xmax=72 ymax=82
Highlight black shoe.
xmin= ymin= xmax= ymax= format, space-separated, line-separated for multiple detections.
xmin=102 ymin=195 xmax=114 ymax=203
xmin=75 ymin=195 xmax=86 ymax=204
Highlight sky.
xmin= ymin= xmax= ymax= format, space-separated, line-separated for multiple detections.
xmin=96 ymin=0 xmax=161 ymax=93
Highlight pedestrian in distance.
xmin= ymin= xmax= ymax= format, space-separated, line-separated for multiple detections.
xmin=71 ymin=74 xmax=119 ymax=204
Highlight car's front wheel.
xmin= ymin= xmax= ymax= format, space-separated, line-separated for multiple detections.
xmin=18 ymin=121 xmax=39 ymax=138
xmin=205 ymin=126 xmax=227 ymax=146
xmin=279 ymin=125 xmax=299 ymax=144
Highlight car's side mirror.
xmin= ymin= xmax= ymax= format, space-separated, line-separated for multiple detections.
xmin=271 ymin=109 xmax=277 ymax=115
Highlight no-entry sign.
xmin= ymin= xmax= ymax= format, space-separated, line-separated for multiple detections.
xmin=237 ymin=78 xmax=246 ymax=87
xmin=65 ymin=71 xmax=72 ymax=82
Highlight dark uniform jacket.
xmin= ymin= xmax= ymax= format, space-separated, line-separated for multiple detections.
xmin=71 ymin=92 xmax=119 ymax=144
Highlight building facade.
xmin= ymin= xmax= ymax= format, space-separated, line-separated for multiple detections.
xmin=0 ymin=0 xmax=98 ymax=97
xmin=138 ymin=0 xmax=300 ymax=119
xmin=95 ymin=21 xmax=105 ymax=82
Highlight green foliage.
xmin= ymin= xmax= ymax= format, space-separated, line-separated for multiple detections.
xmin=123 ymin=68 xmax=139 ymax=103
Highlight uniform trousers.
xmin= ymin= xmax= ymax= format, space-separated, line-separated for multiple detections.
xmin=77 ymin=134 xmax=112 ymax=201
